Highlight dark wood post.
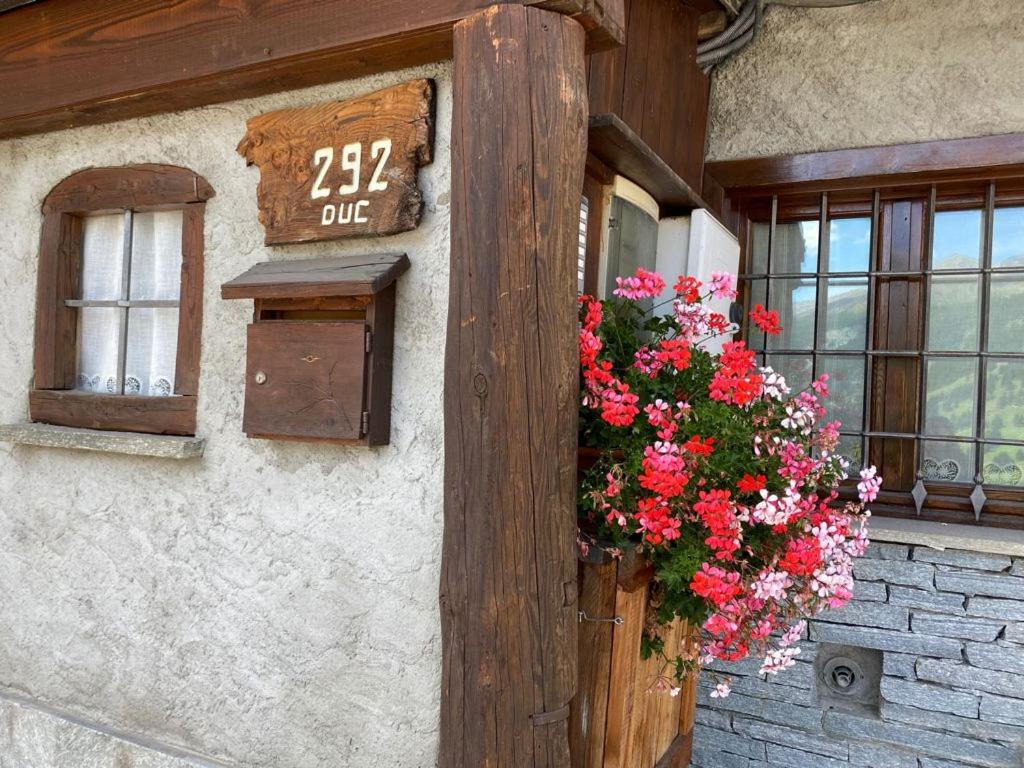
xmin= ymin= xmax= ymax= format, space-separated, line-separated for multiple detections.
xmin=441 ymin=4 xmax=588 ymax=767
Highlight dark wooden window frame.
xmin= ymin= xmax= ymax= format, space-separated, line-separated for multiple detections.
xmin=31 ymin=164 xmax=214 ymax=436
xmin=706 ymin=133 xmax=1024 ymax=530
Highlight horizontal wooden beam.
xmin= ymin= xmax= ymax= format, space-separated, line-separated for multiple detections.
xmin=588 ymin=113 xmax=712 ymax=216
xmin=0 ymin=0 xmax=623 ymax=140
xmin=705 ymin=133 xmax=1024 ymax=195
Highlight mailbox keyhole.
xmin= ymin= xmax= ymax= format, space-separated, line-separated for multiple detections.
xmin=254 ymin=371 xmax=268 ymax=385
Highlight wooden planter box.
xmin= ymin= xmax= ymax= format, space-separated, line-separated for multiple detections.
xmin=571 ymin=548 xmax=699 ymax=768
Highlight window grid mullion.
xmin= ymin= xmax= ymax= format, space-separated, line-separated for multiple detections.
xmin=65 ymin=299 xmax=180 ymax=308
xmin=115 ymin=209 xmax=134 ymax=397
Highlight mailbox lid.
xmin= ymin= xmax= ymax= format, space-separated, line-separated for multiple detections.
xmin=243 ymin=321 xmax=367 ymax=441
xmin=221 ymin=253 xmax=410 ymax=300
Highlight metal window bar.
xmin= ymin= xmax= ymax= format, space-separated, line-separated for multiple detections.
xmin=971 ymin=183 xmax=997 ymax=508
xmin=836 ymin=430 xmax=1024 ymax=447
xmin=811 ymin=193 xmax=827 ymax=382
xmin=764 ymin=196 xmax=777 ymax=350
xmin=911 ymin=185 xmax=937 ymax=511
xmin=740 ymin=266 xmax=1024 ymax=280
xmin=861 ymin=190 xmax=881 ymax=472
xmin=749 ymin=349 xmax=1024 ymax=359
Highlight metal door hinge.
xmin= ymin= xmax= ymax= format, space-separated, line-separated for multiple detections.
xmin=365 ymin=330 xmax=373 ymax=354
xmin=361 ymin=411 xmax=370 ymax=436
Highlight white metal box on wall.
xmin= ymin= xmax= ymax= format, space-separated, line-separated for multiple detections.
xmin=656 ymin=209 xmax=740 ymax=353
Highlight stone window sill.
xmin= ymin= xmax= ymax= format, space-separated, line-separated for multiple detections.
xmin=870 ymin=515 xmax=1024 ymax=557
xmin=0 ymin=423 xmax=204 ymax=460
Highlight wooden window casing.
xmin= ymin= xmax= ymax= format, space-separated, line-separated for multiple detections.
xmin=31 ymin=164 xmax=214 ymax=436
xmin=729 ymin=175 xmax=1024 ymax=530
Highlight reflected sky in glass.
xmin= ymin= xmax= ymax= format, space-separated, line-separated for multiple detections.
xmin=933 ymin=210 xmax=982 ymax=269
xmin=993 ymin=207 xmax=1024 ymax=268
xmin=828 ymin=218 xmax=871 ymax=272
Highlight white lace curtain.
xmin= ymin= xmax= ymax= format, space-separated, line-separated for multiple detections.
xmin=76 ymin=210 xmax=182 ymax=396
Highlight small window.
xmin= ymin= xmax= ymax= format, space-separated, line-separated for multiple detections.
xmin=599 ymin=176 xmax=660 ymax=300
xmin=31 ymin=165 xmax=213 ymax=435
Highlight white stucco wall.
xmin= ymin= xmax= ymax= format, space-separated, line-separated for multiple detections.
xmin=706 ymin=0 xmax=1024 ymax=161
xmin=0 ymin=62 xmax=452 ymax=768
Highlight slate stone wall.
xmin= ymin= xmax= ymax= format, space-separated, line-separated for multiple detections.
xmin=693 ymin=543 xmax=1024 ymax=768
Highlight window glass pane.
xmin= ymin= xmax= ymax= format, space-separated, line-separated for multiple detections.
xmin=921 ymin=440 xmax=974 ymax=484
xmin=928 ymin=274 xmax=980 ymax=351
xmin=984 ymin=359 xmax=1024 ymax=440
xmin=75 ymin=307 xmax=121 ymax=393
xmin=125 ymin=307 xmax=179 ymax=396
xmin=827 ymin=217 xmax=871 ymax=272
xmin=772 ymin=220 xmax=818 ymax=273
xmin=818 ymin=354 xmax=865 ymax=431
xmin=992 ymin=207 xmax=1024 ymax=268
xmin=988 ymin=274 xmax=1024 ymax=353
xmin=766 ymin=277 xmax=816 ymax=350
xmin=746 ymin=278 xmax=767 ymax=350
xmin=821 ymin=278 xmax=868 ymax=350
xmin=932 ymin=209 xmax=982 ymax=269
xmin=750 ymin=222 xmax=770 ymax=273
xmin=603 ymin=197 xmax=658 ymax=304
xmin=924 ymin=357 xmax=977 ymax=438
xmin=765 ymin=353 xmax=812 ymax=394
xmin=130 ymin=210 xmax=183 ymax=301
xmin=982 ymin=444 xmax=1024 ymax=488
xmin=80 ymin=214 xmax=125 ymax=300
xmin=837 ymin=435 xmax=863 ymax=473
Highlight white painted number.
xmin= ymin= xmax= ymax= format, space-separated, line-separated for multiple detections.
xmin=310 ymin=147 xmax=333 ymax=199
xmin=338 ymin=142 xmax=362 ymax=196
xmin=310 ymin=137 xmax=393 ymax=224
xmin=368 ymin=138 xmax=392 ymax=192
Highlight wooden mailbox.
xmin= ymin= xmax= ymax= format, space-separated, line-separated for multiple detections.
xmin=221 ymin=253 xmax=409 ymax=445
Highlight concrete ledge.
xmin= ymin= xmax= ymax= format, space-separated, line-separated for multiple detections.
xmin=0 ymin=423 xmax=204 ymax=459
xmin=871 ymin=516 xmax=1024 ymax=557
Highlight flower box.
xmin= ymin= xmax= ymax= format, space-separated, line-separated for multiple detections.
xmin=570 ymin=547 xmax=699 ymax=768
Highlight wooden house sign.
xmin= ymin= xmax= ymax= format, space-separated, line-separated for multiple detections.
xmin=237 ymin=79 xmax=435 ymax=245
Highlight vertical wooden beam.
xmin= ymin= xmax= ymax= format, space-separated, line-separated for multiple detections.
xmin=441 ymin=4 xmax=588 ymax=767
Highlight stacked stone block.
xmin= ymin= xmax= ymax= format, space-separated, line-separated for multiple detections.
xmin=693 ymin=544 xmax=1024 ymax=768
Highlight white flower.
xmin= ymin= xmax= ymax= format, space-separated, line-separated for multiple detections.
xmin=760 ymin=647 xmax=801 ymax=676
xmin=759 ymin=366 xmax=791 ymax=401
xmin=709 ymin=681 xmax=732 ymax=698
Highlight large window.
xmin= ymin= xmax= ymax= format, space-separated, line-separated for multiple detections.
xmin=31 ymin=165 xmax=213 ymax=436
xmin=739 ymin=185 xmax=1024 ymax=527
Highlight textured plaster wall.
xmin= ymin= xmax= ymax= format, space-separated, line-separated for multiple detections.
xmin=706 ymin=0 xmax=1024 ymax=161
xmin=0 ymin=62 xmax=452 ymax=767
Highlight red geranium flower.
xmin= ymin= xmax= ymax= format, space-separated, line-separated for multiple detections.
xmin=750 ymin=304 xmax=783 ymax=335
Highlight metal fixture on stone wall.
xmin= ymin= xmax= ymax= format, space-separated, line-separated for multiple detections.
xmin=698 ymin=0 xmax=881 ymax=72
xmin=815 ymin=643 xmax=882 ymax=714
